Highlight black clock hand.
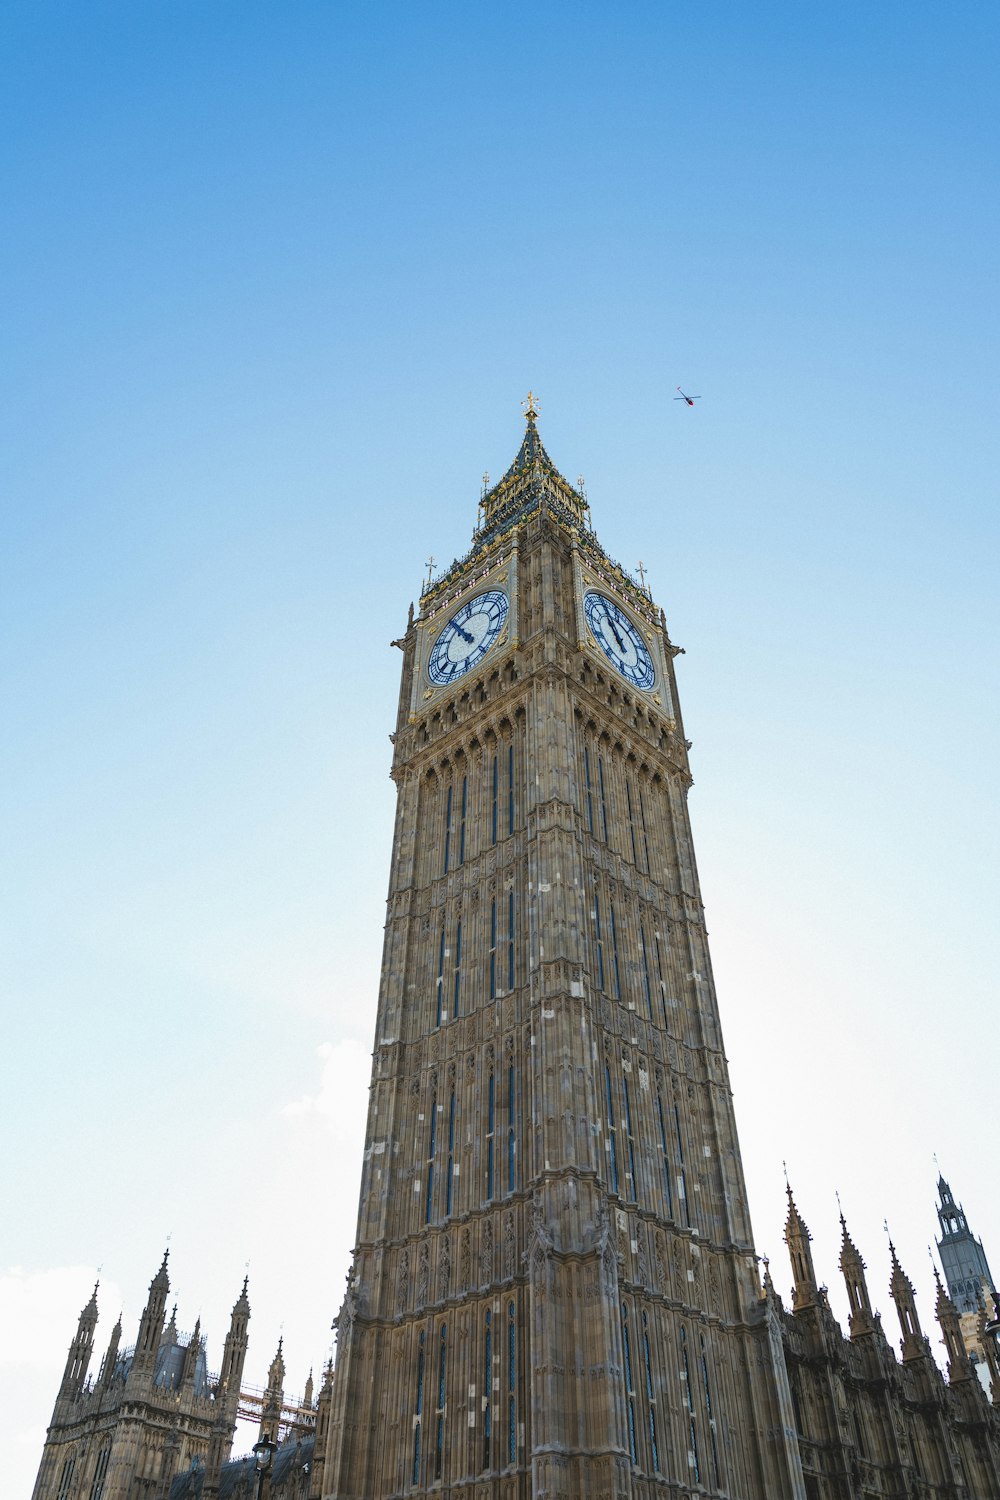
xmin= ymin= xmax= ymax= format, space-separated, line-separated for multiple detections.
xmin=607 ymin=615 xmax=627 ymax=652
xmin=455 ymin=623 xmax=475 ymax=644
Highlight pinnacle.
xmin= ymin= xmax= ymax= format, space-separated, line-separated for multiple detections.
xmin=783 ymin=1183 xmax=811 ymax=1242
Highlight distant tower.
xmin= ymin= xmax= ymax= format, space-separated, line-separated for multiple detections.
xmin=936 ymin=1174 xmax=996 ymax=1390
xmin=936 ymin=1174 xmax=994 ymax=1313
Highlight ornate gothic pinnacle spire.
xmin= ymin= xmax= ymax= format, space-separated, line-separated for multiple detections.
xmin=475 ymin=399 xmax=590 ymax=547
xmin=839 ymin=1214 xmax=875 ymax=1337
xmin=784 ymin=1184 xmax=818 ymax=1310
xmin=889 ymin=1241 xmax=925 ymax=1361
xmin=151 ymin=1248 xmax=170 ymax=1292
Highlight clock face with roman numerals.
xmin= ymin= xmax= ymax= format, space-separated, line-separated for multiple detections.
xmin=584 ymin=590 xmax=656 ymax=690
xmin=428 ymin=590 xmax=509 ymax=686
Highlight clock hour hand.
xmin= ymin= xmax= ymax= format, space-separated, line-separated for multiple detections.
xmin=607 ymin=615 xmax=627 ymax=652
xmin=455 ymin=623 xmax=475 ymax=644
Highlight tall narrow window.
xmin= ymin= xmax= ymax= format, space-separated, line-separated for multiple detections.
xmin=701 ymin=1335 xmax=722 ymax=1487
xmin=680 ymin=1327 xmax=700 ymax=1484
xmin=605 ymin=1065 xmax=619 ymax=1194
xmin=507 ymin=1066 xmax=516 ymax=1194
xmin=626 ymin=780 xmax=638 ymax=864
xmin=412 ymin=1330 xmax=425 ymax=1486
xmin=489 ymin=898 xmax=497 ymax=999
xmin=622 ymin=1070 xmax=638 ymax=1201
xmin=674 ymin=1104 xmax=691 ymax=1227
xmin=507 ymin=744 xmax=515 ymax=835
xmin=507 ymin=890 xmax=515 ymax=990
xmin=643 ymin=1311 xmax=660 ymax=1472
xmin=609 ymin=902 xmax=622 ymax=1000
xmin=445 ymin=1090 xmax=456 ymax=1216
xmin=57 ymin=1458 xmax=76 ymax=1500
xmin=491 ymin=755 xmax=498 ymax=845
xmin=638 ymin=786 xmax=651 ymax=872
xmin=654 ymin=932 xmax=667 ymax=1026
xmin=443 ymin=785 xmax=453 ymax=874
xmin=507 ymin=1301 xmax=517 ymax=1466
xmin=656 ymin=1093 xmax=674 ymax=1217
xmin=89 ymin=1446 xmax=111 ymax=1500
xmin=459 ymin=776 xmax=468 ymax=865
xmin=598 ymin=755 xmax=609 ymax=843
xmin=485 ymin=1072 xmax=495 ymax=1199
xmin=594 ymin=892 xmax=605 ymax=991
xmin=584 ymin=747 xmax=595 ymax=834
xmin=436 ymin=924 xmax=446 ymax=1027
xmin=621 ymin=1302 xmax=637 ymax=1463
xmin=639 ymin=923 xmax=653 ymax=1019
xmin=425 ymin=1098 xmax=437 ymax=1224
xmin=452 ymin=917 xmax=462 ymax=1018
xmin=482 ymin=1310 xmax=493 ymax=1469
xmin=435 ymin=1323 xmax=447 ymax=1481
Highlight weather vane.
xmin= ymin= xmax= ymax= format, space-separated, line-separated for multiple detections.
xmin=522 ymin=391 xmax=539 ymax=422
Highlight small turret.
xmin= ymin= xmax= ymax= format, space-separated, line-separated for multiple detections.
xmin=784 ymin=1186 xmax=818 ymax=1311
xmin=839 ymin=1215 xmax=875 ymax=1338
xmin=259 ymin=1336 xmax=285 ymax=1444
xmin=59 ymin=1282 xmax=99 ymax=1399
xmin=97 ymin=1314 xmax=122 ymax=1390
xmin=131 ymin=1250 xmax=170 ymax=1377
xmin=303 ymin=1368 xmax=315 ymax=1409
xmin=204 ymin=1276 xmax=252 ymax=1500
xmin=218 ymin=1276 xmax=250 ymax=1398
xmin=309 ymin=1360 xmax=336 ymax=1500
xmin=182 ymin=1317 xmax=203 ymax=1386
xmin=889 ymin=1241 xmax=925 ymax=1361
xmin=935 ymin=1268 xmax=974 ymax=1382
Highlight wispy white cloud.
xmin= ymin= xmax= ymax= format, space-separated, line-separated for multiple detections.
xmin=282 ymin=1040 xmax=369 ymax=1149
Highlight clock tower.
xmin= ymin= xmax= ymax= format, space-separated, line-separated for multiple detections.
xmin=318 ymin=403 xmax=805 ymax=1500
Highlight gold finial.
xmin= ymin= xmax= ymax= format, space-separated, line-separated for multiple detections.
xmin=522 ymin=390 xmax=540 ymax=423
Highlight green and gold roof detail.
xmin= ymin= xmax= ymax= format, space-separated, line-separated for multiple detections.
xmin=421 ymin=396 xmax=598 ymax=607
xmin=476 ymin=392 xmax=591 ymax=543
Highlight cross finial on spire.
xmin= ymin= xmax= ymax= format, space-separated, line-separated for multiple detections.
xmin=522 ymin=390 xmax=539 ymax=423
xmin=636 ymin=560 xmax=648 ymax=593
xmin=424 ymin=556 xmax=435 ymax=591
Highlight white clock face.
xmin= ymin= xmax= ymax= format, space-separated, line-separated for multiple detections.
xmin=428 ymin=590 xmax=509 ymax=686
xmin=584 ymin=591 xmax=655 ymax=690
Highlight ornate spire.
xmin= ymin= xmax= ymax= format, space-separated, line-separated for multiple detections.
xmin=934 ymin=1267 xmax=973 ymax=1382
xmin=152 ymin=1248 xmax=170 ymax=1291
xmin=476 ymin=397 xmax=590 ymax=545
xmin=889 ymin=1241 xmax=925 ymax=1361
xmin=839 ymin=1214 xmax=875 ymax=1337
xmin=784 ymin=1185 xmax=818 ymax=1311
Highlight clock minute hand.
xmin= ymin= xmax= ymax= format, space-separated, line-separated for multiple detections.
xmin=607 ymin=615 xmax=626 ymax=652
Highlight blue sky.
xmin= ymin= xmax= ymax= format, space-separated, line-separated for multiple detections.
xmin=3 ymin=3 xmax=999 ymax=1491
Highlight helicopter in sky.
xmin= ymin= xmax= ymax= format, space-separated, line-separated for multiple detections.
xmin=674 ymin=386 xmax=701 ymax=406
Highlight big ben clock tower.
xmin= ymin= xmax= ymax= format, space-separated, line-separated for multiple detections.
xmin=318 ymin=401 xmax=805 ymax=1500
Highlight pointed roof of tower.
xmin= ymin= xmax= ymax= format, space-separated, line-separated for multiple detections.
xmin=475 ymin=396 xmax=590 ymax=547
xmin=838 ymin=1213 xmax=866 ymax=1276
xmin=81 ymin=1281 xmax=99 ymax=1320
xmin=232 ymin=1274 xmax=250 ymax=1316
xmin=888 ymin=1238 xmax=913 ymax=1299
xmin=151 ymin=1248 xmax=170 ymax=1292
xmin=784 ymin=1185 xmax=812 ymax=1245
